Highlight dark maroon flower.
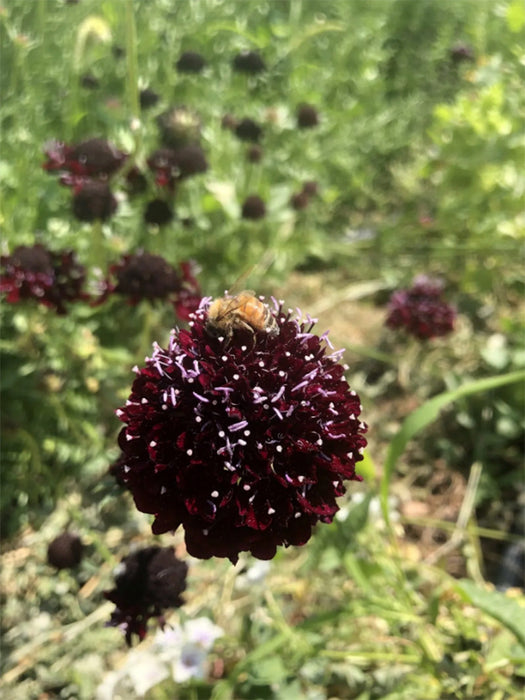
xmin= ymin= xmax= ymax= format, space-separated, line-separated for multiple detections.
xmin=241 ymin=195 xmax=266 ymax=220
xmin=385 ymin=275 xmax=456 ymax=340
xmin=1 ymin=244 xmax=87 ymax=314
xmin=232 ymin=50 xmax=266 ymax=74
xmin=144 ymin=199 xmax=174 ymax=226
xmin=113 ymin=295 xmax=367 ymax=563
xmin=290 ymin=192 xmax=310 ymax=210
xmin=105 ymin=546 xmax=188 ymax=645
xmin=176 ymin=51 xmax=206 ymax=73
xmin=173 ymin=145 xmax=208 ymax=178
xmin=147 ymin=146 xmax=208 ymax=188
xmin=43 ymin=138 xmax=127 ymax=177
xmin=234 ymin=118 xmax=263 ymax=143
xmin=246 ymin=145 xmax=263 ymax=163
xmin=297 ymin=104 xmax=320 ymax=129
xmin=302 ymin=180 xmax=319 ymax=197
xmin=80 ymin=73 xmax=99 ymax=89
xmin=140 ymin=87 xmax=160 ymax=109
xmin=108 ymin=252 xmax=182 ymax=305
xmin=72 ymin=180 xmax=117 ymax=222
xmin=147 ymin=148 xmax=179 ymax=190
xmin=47 ymin=532 xmax=84 ymax=569
xmin=157 ymin=107 xmax=201 ymax=149
xmin=450 ymin=42 xmax=474 ymax=63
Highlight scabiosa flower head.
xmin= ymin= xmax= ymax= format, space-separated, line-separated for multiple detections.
xmin=450 ymin=42 xmax=474 ymax=63
xmin=173 ymin=145 xmax=208 ymax=178
xmin=113 ymin=295 xmax=367 ymax=563
xmin=290 ymin=191 xmax=310 ymax=211
xmin=302 ymin=180 xmax=319 ymax=197
xmin=147 ymin=148 xmax=179 ymax=190
xmin=43 ymin=138 xmax=127 ymax=177
xmin=234 ymin=118 xmax=263 ymax=143
xmin=72 ymin=180 xmax=118 ymax=222
xmin=108 ymin=252 xmax=182 ymax=305
xmin=232 ymin=50 xmax=266 ymax=74
xmin=241 ymin=194 xmax=266 ymax=220
xmin=139 ymin=87 xmax=160 ymax=109
xmin=47 ymin=532 xmax=84 ymax=569
xmin=157 ymin=107 xmax=201 ymax=149
xmin=385 ymin=275 xmax=456 ymax=340
xmin=105 ymin=546 xmax=188 ymax=645
xmin=297 ymin=104 xmax=320 ymax=129
xmin=1 ymin=244 xmax=87 ymax=314
xmin=176 ymin=51 xmax=206 ymax=73
xmin=144 ymin=199 xmax=174 ymax=227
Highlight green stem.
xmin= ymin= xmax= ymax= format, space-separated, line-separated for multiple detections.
xmin=125 ymin=0 xmax=141 ymax=155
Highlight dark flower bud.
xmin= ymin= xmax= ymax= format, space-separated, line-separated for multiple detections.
xmin=80 ymin=73 xmax=99 ymax=89
xmin=72 ymin=180 xmax=117 ymax=222
xmin=297 ymin=104 xmax=320 ymax=129
xmin=232 ymin=50 xmax=266 ymax=74
xmin=173 ymin=144 xmax=208 ymax=178
xmin=450 ymin=42 xmax=474 ymax=63
xmin=176 ymin=51 xmax=206 ymax=73
xmin=157 ymin=107 xmax=201 ymax=149
xmin=301 ymin=180 xmax=319 ymax=197
xmin=112 ymin=45 xmax=125 ymax=59
xmin=47 ymin=532 xmax=84 ymax=569
xmin=234 ymin=118 xmax=263 ymax=143
xmin=147 ymin=148 xmax=179 ymax=189
xmin=241 ymin=194 xmax=266 ymax=220
xmin=144 ymin=199 xmax=174 ymax=226
xmin=110 ymin=251 xmax=182 ymax=305
xmin=246 ymin=145 xmax=263 ymax=163
xmin=139 ymin=87 xmax=160 ymax=109
xmin=290 ymin=192 xmax=310 ymax=210
xmin=385 ymin=275 xmax=456 ymax=340
xmin=104 ymin=547 xmax=188 ymax=645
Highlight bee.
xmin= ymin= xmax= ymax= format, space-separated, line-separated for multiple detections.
xmin=205 ymin=290 xmax=279 ymax=342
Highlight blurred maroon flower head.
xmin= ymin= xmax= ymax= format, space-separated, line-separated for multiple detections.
xmin=139 ymin=87 xmax=160 ymax=109
xmin=106 ymin=252 xmax=182 ymax=305
xmin=43 ymin=138 xmax=127 ymax=177
xmin=241 ymin=195 xmax=266 ymax=220
xmin=176 ymin=50 xmax=206 ymax=73
xmin=232 ymin=50 xmax=266 ymax=74
xmin=147 ymin=145 xmax=208 ymax=189
xmin=72 ymin=180 xmax=118 ymax=222
xmin=105 ymin=546 xmax=188 ymax=645
xmin=297 ymin=104 xmax=320 ymax=129
xmin=290 ymin=191 xmax=310 ymax=211
xmin=113 ymin=295 xmax=367 ymax=563
xmin=385 ymin=275 xmax=456 ymax=340
xmin=157 ymin=106 xmax=201 ymax=149
xmin=450 ymin=42 xmax=474 ymax=63
xmin=144 ymin=198 xmax=174 ymax=227
xmin=234 ymin=118 xmax=263 ymax=143
xmin=1 ymin=244 xmax=87 ymax=314
xmin=47 ymin=532 xmax=84 ymax=569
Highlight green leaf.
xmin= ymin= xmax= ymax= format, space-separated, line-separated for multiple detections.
xmin=380 ymin=370 xmax=525 ymax=525
xmin=455 ymin=579 xmax=525 ymax=647
xmin=507 ymin=0 xmax=525 ymax=32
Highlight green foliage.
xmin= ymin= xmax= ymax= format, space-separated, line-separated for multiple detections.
xmin=1 ymin=1 xmax=524 ymax=699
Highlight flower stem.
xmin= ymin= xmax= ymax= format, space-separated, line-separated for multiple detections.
xmin=124 ymin=0 xmax=141 ymax=155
